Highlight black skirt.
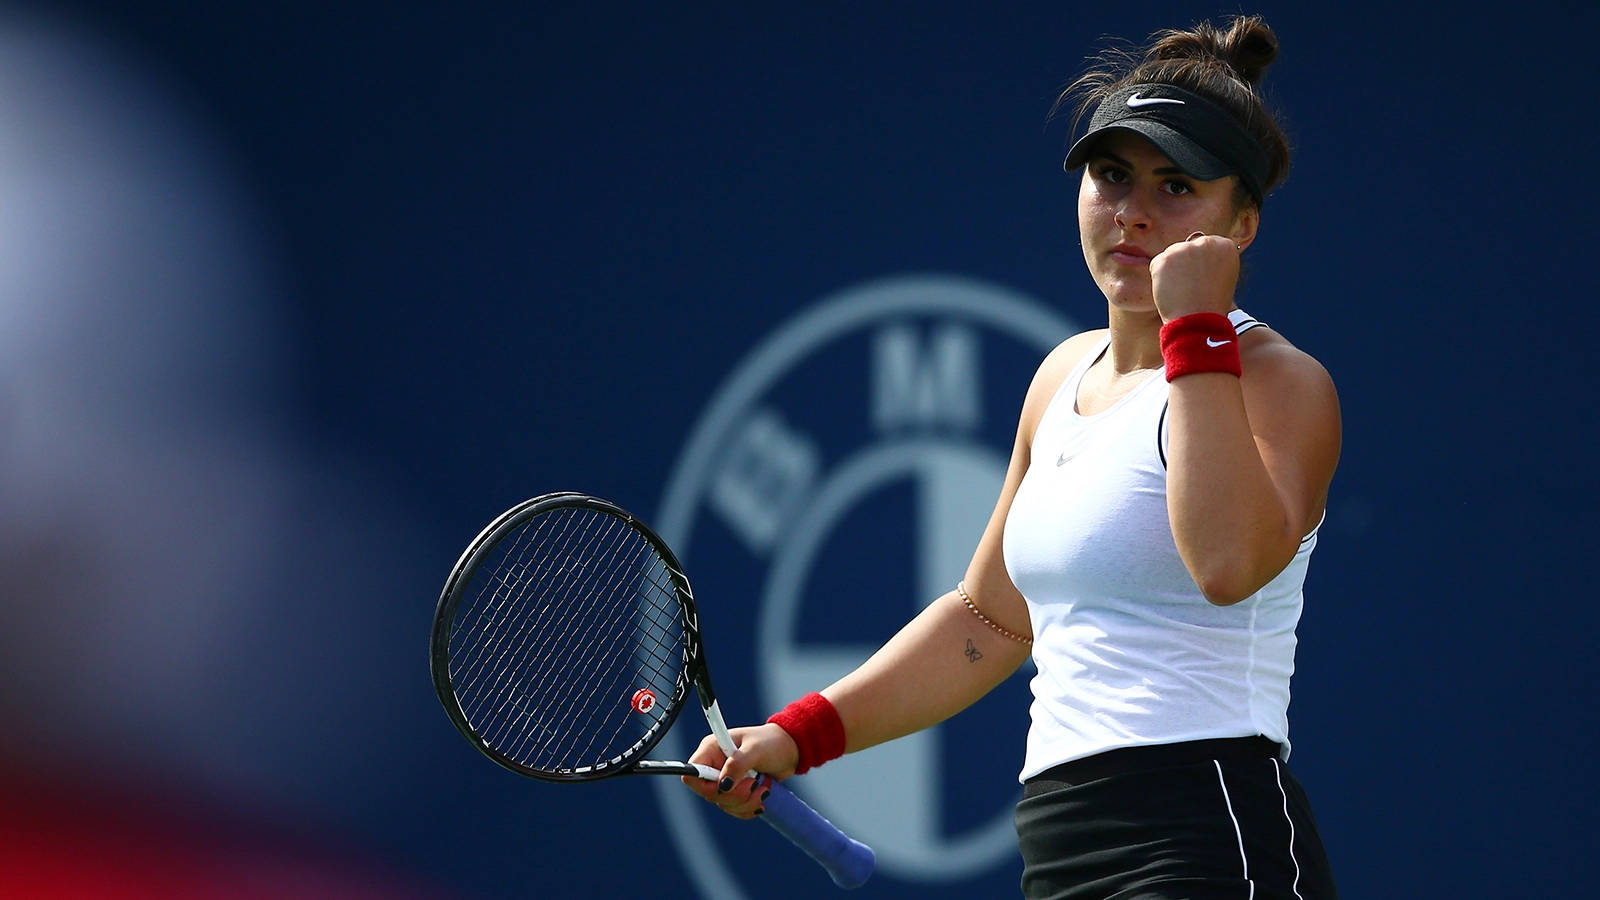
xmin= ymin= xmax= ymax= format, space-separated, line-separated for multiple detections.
xmin=1014 ymin=737 xmax=1337 ymax=899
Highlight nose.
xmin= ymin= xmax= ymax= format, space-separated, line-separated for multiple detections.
xmin=1114 ymin=192 xmax=1151 ymax=230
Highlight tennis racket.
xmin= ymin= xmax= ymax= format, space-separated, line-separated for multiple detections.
xmin=430 ymin=492 xmax=875 ymax=889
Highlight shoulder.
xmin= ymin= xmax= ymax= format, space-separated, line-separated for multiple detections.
xmin=1237 ymin=326 xmax=1341 ymax=455
xmin=1238 ymin=326 xmax=1337 ymax=401
xmin=1017 ymin=328 xmax=1106 ymax=441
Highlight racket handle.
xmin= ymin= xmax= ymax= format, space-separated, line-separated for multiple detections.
xmin=759 ymin=779 xmax=875 ymax=889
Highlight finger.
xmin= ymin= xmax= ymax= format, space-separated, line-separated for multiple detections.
xmin=1187 ymin=231 xmax=1207 ymax=242
xmin=716 ymin=770 xmax=764 ymax=795
xmin=680 ymin=773 xmax=722 ymax=801
xmin=718 ymin=774 xmax=770 ymax=815
xmin=718 ymin=748 xmax=754 ymax=793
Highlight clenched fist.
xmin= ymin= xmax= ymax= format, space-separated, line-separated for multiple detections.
xmin=1150 ymin=232 xmax=1242 ymax=322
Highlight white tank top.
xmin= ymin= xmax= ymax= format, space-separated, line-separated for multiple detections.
xmin=1003 ymin=309 xmax=1316 ymax=781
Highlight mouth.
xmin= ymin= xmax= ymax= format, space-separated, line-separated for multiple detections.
xmin=1108 ymin=243 xmax=1154 ymax=266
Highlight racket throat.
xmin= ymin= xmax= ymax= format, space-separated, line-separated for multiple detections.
xmin=703 ymin=698 xmax=757 ymax=783
xmin=702 ymin=697 xmax=737 ymax=757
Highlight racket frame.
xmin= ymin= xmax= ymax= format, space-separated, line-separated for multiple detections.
xmin=430 ymin=492 xmax=707 ymax=783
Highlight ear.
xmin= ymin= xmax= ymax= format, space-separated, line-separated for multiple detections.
xmin=1229 ymin=202 xmax=1260 ymax=252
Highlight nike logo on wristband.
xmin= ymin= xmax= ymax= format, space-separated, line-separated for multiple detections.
xmin=1205 ymin=337 xmax=1233 ymax=347
xmin=1127 ymin=93 xmax=1185 ymax=108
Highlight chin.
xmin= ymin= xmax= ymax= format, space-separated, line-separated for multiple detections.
xmin=1098 ymin=280 xmax=1155 ymax=312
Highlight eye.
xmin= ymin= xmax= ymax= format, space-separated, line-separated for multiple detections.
xmin=1093 ymin=164 xmax=1129 ymax=184
xmin=1162 ymin=179 xmax=1194 ymax=195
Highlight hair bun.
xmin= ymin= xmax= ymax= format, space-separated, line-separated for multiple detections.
xmin=1149 ymin=15 xmax=1279 ymax=87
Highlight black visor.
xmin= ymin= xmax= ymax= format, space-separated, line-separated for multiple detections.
xmin=1063 ymin=83 xmax=1270 ymax=203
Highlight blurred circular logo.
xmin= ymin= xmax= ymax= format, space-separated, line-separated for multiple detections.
xmin=653 ymin=274 xmax=1075 ymax=897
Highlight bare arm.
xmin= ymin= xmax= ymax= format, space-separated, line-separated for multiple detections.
xmin=683 ymin=331 xmax=1101 ymax=814
xmin=822 ymin=468 xmax=1036 ymax=753
xmin=1165 ymin=338 xmax=1340 ymax=604
xmin=1152 ymin=235 xmax=1342 ymax=606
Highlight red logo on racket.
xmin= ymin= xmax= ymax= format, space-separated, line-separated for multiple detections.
xmin=630 ymin=689 xmax=657 ymax=714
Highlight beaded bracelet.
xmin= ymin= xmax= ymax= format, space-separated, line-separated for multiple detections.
xmin=956 ymin=581 xmax=1032 ymax=646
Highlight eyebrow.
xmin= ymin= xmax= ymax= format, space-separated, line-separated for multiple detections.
xmin=1091 ymin=150 xmax=1187 ymax=177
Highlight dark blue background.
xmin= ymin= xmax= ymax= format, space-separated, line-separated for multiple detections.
xmin=6 ymin=1 xmax=1597 ymax=897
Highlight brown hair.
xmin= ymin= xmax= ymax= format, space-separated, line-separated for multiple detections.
xmin=1056 ymin=15 xmax=1291 ymax=206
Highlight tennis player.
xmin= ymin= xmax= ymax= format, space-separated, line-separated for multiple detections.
xmin=685 ymin=15 xmax=1339 ymax=898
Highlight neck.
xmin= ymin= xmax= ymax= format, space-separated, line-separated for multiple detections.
xmin=1105 ymin=306 xmax=1165 ymax=375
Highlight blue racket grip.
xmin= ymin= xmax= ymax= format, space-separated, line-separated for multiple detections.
xmin=759 ymin=779 xmax=875 ymax=889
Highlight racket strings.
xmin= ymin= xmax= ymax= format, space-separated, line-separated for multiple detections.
xmin=514 ymin=527 xmax=685 ymax=771
xmin=451 ymin=508 xmax=603 ymax=741
xmin=455 ymin=511 xmax=624 ymax=726
xmin=462 ymin=510 xmax=638 ymax=758
xmin=448 ymin=510 xmax=565 ymax=690
xmin=515 ymin=546 xmax=681 ymax=769
xmin=455 ymin=536 xmax=604 ymax=753
xmin=554 ymin=552 xmax=688 ymax=767
xmin=456 ymin=510 xmax=624 ymax=762
xmin=497 ymin=519 xmax=667 ymax=765
xmin=447 ymin=506 xmax=691 ymax=772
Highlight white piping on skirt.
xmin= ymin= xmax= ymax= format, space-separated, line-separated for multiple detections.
xmin=1214 ymin=760 xmax=1255 ymax=900
xmin=1272 ymin=758 xmax=1306 ymax=900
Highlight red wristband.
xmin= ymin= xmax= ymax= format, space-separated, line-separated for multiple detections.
xmin=766 ymin=692 xmax=845 ymax=775
xmin=1160 ymin=312 xmax=1242 ymax=381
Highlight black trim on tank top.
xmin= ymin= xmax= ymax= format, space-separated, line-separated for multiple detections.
xmin=1157 ymin=399 xmax=1169 ymax=470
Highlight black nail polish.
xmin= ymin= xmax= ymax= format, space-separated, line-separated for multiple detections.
xmin=718 ymin=776 xmax=734 ymax=793
xmin=761 ymin=789 xmax=771 ymax=800
xmin=754 ymin=808 xmax=764 ymax=816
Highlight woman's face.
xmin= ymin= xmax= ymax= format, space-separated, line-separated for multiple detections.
xmin=1076 ymin=131 xmax=1256 ymax=313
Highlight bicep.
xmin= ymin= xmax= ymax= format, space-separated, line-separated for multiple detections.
xmin=959 ymin=425 xmax=1033 ymax=637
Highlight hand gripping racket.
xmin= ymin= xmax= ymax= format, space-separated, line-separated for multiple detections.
xmin=430 ymin=492 xmax=875 ymax=889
